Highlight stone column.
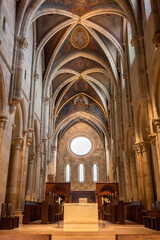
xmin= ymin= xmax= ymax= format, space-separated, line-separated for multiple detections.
xmin=134 ymin=143 xmax=146 ymax=206
xmin=48 ymin=145 xmax=56 ymax=182
xmin=153 ymin=118 xmax=160 ymax=177
xmin=131 ymin=36 xmax=148 ymax=100
xmin=0 ymin=116 xmax=7 ymax=169
xmin=14 ymin=36 xmax=28 ymax=99
xmin=129 ymin=153 xmax=139 ymax=201
xmin=148 ymin=133 xmax=160 ymax=200
xmin=135 ymin=142 xmax=154 ymax=209
xmin=107 ymin=145 xmax=113 ymax=182
xmin=25 ymin=153 xmax=35 ymax=201
xmin=150 ymin=0 xmax=160 ymax=46
xmin=125 ymin=155 xmax=132 ymax=201
xmin=118 ymin=159 xmax=126 ymax=201
xmin=39 ymin=168 xmax=45 ymax=202
xmin=6 ymin=137 xmax=23 ymax=210
xmin=35 ymin=144 xmax=41 ymax=201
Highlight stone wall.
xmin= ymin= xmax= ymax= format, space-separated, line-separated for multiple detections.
xmin=56 ymin=122 xmax=107 ymax=191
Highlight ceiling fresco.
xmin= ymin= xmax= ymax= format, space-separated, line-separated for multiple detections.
xmin=36 ymin=14 xmax=69 ymax=45
xmin=55 ymin=93 xmax=106 ymax=127
xmin=28 ymin=0 xmax=126 ymax=132
xmin=40 ymin=0 xmax=120 ymax=16
xmin=60 ymin=57 xmax=105 ymax=73
xmin=51 ymin=24 xmax=107 ymax=67
xmin=57 ymin=77 xmax=105 ymax=111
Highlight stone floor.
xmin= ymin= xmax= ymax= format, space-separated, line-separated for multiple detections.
xmin=0 ymin=221 xmax=159 ymax=240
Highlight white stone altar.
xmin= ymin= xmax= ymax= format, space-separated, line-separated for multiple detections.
xmin=64 ymin=203 xmax=98 ymax=231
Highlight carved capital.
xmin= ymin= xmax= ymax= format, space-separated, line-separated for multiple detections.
xmin=40 ymin=168 xmax=45 ymax=176
xmin=36 ymin=144 xmax=41 ymax=153
xmin=153 ymin=118 xmax=160 ymax=133
xmin=114 ymin=95 xmax=121 ymax=103
xmin=51 ymin=145 xmax=57 ymax=152
xmin=148 ymin=134 xmax=156 ymax=145
xmin=42 ymin=96 xmax=49 ymax=103
xmin=134 ymin=141 xmax=150 ymax=154
xmin=130 ymin=35 xmax=143 ymax=46
xmin=28 ymin=153 xmax=35 ymax=164
xmin=11 ymin=137 xmax=23 ymax=150
xmin=152 ymin=32 xmax=160 ymax=46
xmin=15 ymin=35 xmax=28 ymax=49
xmin=0 ymin=115 xmax=8 ymax=129
xmin=34 ymin=73 xmax=39 ymax=81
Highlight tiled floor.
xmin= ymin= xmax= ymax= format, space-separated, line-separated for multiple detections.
xmin=0 ymin=221 xmax=159 ymax=240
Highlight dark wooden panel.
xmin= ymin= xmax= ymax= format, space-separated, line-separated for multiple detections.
xmin=71 ymin=191 xmax=96 ymax=203
xmin=116 ymin=235 xmax=160 ymax=240
xmin=0 ymin=235 xmax=52 ymax=240
xmin=45 ymin=182 xmax=71 ymax=202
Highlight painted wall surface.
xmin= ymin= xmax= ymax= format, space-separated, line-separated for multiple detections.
xmin=56 ymin=122 xmax=107 ymax=191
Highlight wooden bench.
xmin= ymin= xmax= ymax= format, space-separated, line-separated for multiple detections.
xmin=23 ymin=201 xmax=41 ymax=224
xmin=124 ymin=201 xmax=143 ymax=224
xmin=0 ymin=203 xmax=19 ymax=230
xmin=103 ymin=201 xmax=125 ymax=224
xmin=116 ymin=234 xmax=160 ymax=240
xmin=0 ymin=234 xmax=52 ymax=240
xmin=143 ymin=210 xmax=160 ymax=231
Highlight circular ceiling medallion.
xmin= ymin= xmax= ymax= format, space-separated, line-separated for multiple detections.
xmin=71 ymin=25 xmax=89 ymax=49
xmin=70 ymin=136 xmax=92 ymax=156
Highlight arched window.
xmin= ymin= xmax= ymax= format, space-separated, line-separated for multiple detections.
xmin=65 ymin=164 xmax=70 ymax=182
xmin=93 ymin=164 xmax=98 ymax=182
xmin=79 ymin=164 xmax=84 ymax=182
xmin=144 ymin=0 xmax=151 ymax=20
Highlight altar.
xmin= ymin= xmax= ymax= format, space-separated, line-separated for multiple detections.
xmin=64 ymin=203 xmax=98 ymax=231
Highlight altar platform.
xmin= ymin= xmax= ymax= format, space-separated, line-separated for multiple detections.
xmin=64 ymin=203 xmax=98 ymax=231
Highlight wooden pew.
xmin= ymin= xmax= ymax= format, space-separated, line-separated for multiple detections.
xmin=0 ymin=203 xmax=19 ymax=230
xmin=104 ymin=201 xmax=125 ymax=224
xmin=41 ymin=201 xmax=62 ymax=224
xmin=143 ymin=210 xmax=160 ymax=231
xmin=116 ymin=234 xmax=160 ymax=240
xmin=124 ymin=201 xmax=143 ymax=224
xmin=0 ymin=234 xmax=52 ymax=240
xmin=23 ymin=201 xmax=41 ymax=224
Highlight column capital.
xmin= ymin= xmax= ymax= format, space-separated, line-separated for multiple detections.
xmin=134 ymin=141 xmax=150 ymax=154
xmin=15 ymin=35 xmax=28 ymax=49
xmin=114 ymin=95 xmax=121 ymax=102
xmin=28 ymin=153 xmax=35 ymax=164
xmin=42 ymin=96 xmax=49 ymax=103
xmin=148 ymin=133 xmax=156 ymax=145
xmin=51 ymin=145 xmax=57 ymax=152
xmin=0 ymin=115 xmax=8 ymax=128
xmin=34 ymin=73 xmax=39 ymax=81
xmin=152 ymin=31 xmax=160 ymax=46
xmin=11 ymin=137 xmax=23 ymax=150
xmin=36 ymin=144 xmax=41 ymax=153
xmin=153 ymin=118 xmax=160 ymax=133
xmin=40 ymin=168 xmax=45 ymax=176
xmin=130 ymin=35 xmax=143 ymax=46
xmin=9 ymin=97 xmax=21 ymax=114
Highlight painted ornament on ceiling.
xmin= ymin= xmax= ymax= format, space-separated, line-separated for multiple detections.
xmin=74 ymin=78 xmax=89 ymax=91
xmin=71 ymin=26 xmax=89 ymax=49
xmin=73 ymin=95 xmax=89 ymax=109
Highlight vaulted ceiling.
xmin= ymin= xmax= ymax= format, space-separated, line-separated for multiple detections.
xmin=20 ymin=0 xmax=136 ymax=139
